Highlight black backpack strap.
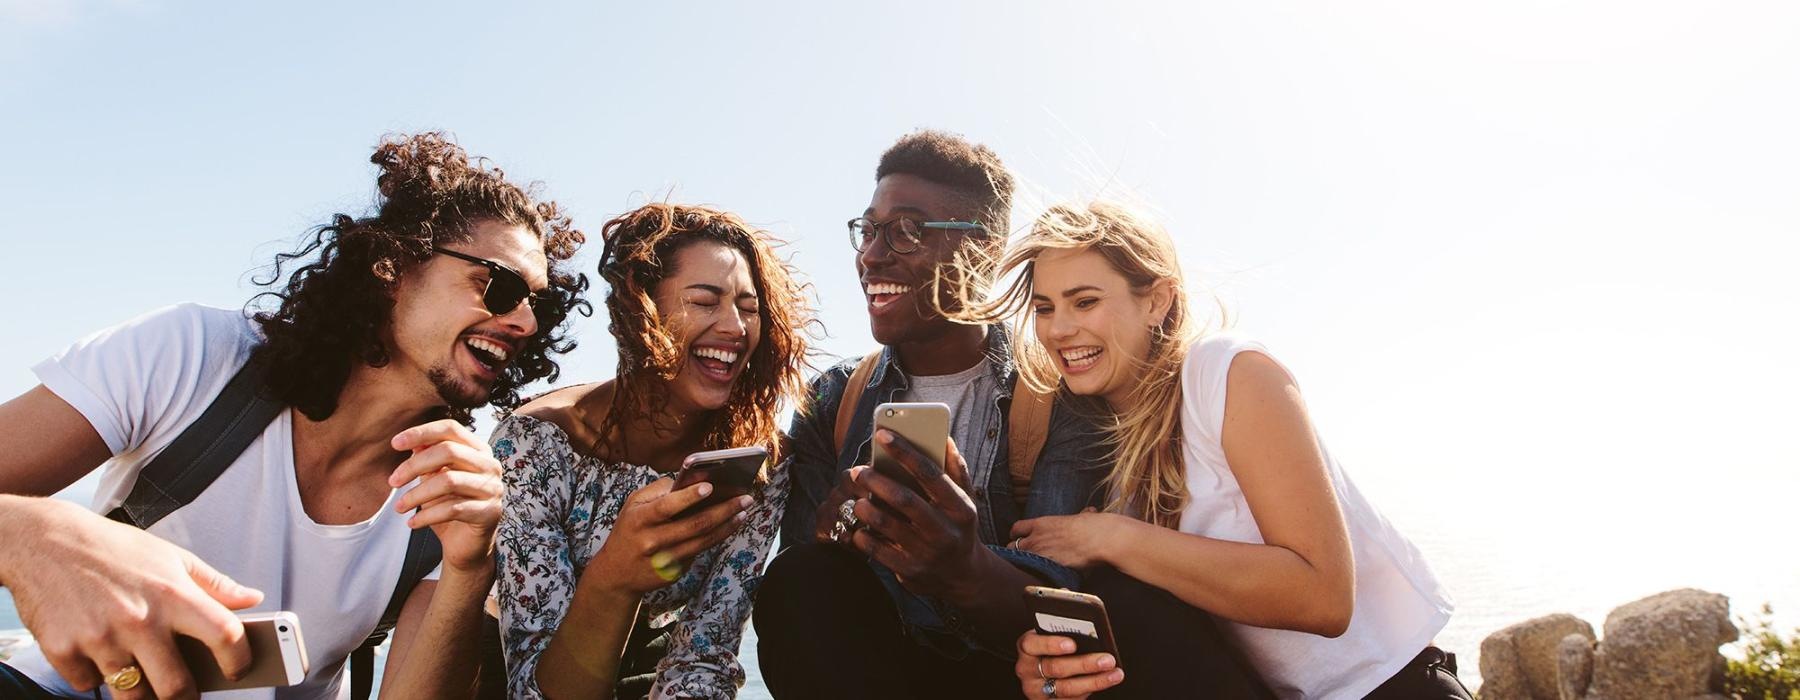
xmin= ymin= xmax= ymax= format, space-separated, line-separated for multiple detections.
xmin=351 ymin=526 xmax=443 ymax=700
xmin=106 ymin=357 xmax=282 ymax=528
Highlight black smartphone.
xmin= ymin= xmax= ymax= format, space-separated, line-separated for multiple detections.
xmin=1024 ymin=586 xmax=1121 ymax=660
xmin=671 ymin=446 xmax=766 ymax=516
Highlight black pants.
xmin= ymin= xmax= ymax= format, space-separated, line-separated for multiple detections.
xmin=1080 ymin=566 xmax=1273 ymax=699
xmin=754 ymin=543 xmax=1273 ymax=699
xmin=1363 ymin=647 xmax=1473 ymax=699
xmin=0 ymin=662 xmax=66 ymax=699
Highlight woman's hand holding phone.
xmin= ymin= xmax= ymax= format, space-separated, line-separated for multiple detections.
xmin=590 ymin=477 xmax=751 ymax=595
xmin=1014 ymin=629 xmax=1125 ymax=700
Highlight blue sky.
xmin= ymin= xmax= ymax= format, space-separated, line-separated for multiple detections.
xmin=3 ymin=0 xmax=1799 ymax=669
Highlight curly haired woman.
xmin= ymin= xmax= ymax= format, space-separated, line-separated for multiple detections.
xmin=493 ymin=203 xmax=813 ymax=700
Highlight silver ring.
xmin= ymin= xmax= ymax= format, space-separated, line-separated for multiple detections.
xmin=829 ymin=518 xmax=848 ymax=543
xmin=1011 ymin=537 xmax=1025 ymax=549
xmin=837 ymin=498 xmax=859 ymax=529
xmin=1042 ymin=677 xmax=1057 ymax=698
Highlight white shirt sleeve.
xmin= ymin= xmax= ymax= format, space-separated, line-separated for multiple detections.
xmin=31 ymin=304 xmax=258 ymax=468
xmin=1181 ymin=332 xmax=1274 ymax=448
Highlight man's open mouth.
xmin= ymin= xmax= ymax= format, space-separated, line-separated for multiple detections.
xmin=863 ymin=281 xmax=913 ymax=310
xmin=464 ymin=336 xmax=511 ymax=373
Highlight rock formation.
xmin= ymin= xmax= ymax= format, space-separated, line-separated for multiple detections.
xmin=1477 ymin=588 xmax=1737 ymax=699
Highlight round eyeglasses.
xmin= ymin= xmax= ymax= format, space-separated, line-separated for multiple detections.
xmin=847 ymin=217 xmax=987 ymax=255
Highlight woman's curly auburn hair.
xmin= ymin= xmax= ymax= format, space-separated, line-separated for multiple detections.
xmin=598 ymin=203 xmax=812 ymax=468
xmin=249 ymin=132 xmax=589 ymax=425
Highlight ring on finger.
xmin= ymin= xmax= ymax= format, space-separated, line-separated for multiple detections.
xmin=650 ymin=550 xmax=684 ymax=582
xmin=837 ymin=498 xmax=860 ymax=529
xmin=1043 ymin=677 xmax=1058 ymax=698
xmin=828 ymin=518 xmax=850 ymax=543
xmin=104 ymin=664 xmax=143 ymax=691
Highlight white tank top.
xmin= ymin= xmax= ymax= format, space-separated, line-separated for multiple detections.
xmin=1176 ymin=333 xmax=1452 ymax=699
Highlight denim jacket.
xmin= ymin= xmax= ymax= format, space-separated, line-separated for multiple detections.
xmin=777 ymin=325 xmax=1111 ymax=657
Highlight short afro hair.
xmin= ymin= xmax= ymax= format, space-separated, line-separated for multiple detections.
xmin=875 ymin=129 xmax=1014 ymax=236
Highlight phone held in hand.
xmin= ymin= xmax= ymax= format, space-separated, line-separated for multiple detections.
xmin=178 ymin=611 xmax=309 ymax=691
xmin=1023 ymin=586 xmax=1121 ymax=661
xmin=870 ymin=402 xmax=951 ymax=495
xmin=672 ymin=446 xmax=768 ymax=516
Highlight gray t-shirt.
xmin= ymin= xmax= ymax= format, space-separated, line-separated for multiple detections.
xmin=896 ymin=358 xmax=1000 ymax=488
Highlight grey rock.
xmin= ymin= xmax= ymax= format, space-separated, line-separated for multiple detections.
xmin=1555 ymin=633 xmax=1593 ymax=700
xmin=1479 ymin=613 xmax=1596 ymax=699
xmin=1584 ymin=589 xmax=1737 ymax=700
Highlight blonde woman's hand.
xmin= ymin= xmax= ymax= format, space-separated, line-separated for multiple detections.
xmin=1015 ymin=629 xmax=1124 ymax=699
xmin=1009 ymin=509 xmax=1128 ymax=570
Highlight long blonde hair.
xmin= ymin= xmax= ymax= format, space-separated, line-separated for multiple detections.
xmin=963 ymin=201 xmax=1208 ymax=528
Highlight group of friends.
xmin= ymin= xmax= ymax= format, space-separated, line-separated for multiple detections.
xmin=0 ymin=129 xmax=1468 ymax=699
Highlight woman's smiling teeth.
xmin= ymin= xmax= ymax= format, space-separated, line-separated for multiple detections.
xmin=863 ymin=282 xmax=912 ymax=309
xmin=692 ymin=346 xmax=741 ymax=382
xmin=1060 ymin=345 xmax=1104 ymax=370
xmin=465 ymin=336 xmax=510 ymax=369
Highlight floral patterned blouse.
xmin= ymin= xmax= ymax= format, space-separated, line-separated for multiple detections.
xmin=493 ymin=414 xmax=788 ymax=700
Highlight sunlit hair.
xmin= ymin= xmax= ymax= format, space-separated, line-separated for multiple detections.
xmin=596 ymin=203 xmax=812 ymax=471
xmin=250 ymin=132 xmax=588 ymax=425
xmin=962 ymin=200 xmax=1214 ymax=528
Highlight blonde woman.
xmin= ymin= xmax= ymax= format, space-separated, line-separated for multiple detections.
xmin=985 ymin=202 xmax=1465 ymax=699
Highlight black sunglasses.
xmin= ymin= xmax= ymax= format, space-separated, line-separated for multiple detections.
xmin=433 ymin=248 xmax=556 ymax=320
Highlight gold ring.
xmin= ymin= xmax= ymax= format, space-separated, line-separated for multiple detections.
xmin=105 ymin=664 xmax=143 ymax=691
xmin=650 ymin=550 xmax=683 ymax=582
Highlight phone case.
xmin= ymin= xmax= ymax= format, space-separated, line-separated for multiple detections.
xmin=672 ymin=446 xmax=768 ymax=515
xmin=179 ymin=611 xmax=309 ymax=690
xmin=1023 ymin=586 xmax=1121 ymax=660
xmin=870 ymin=402 xmax=951 ymax=494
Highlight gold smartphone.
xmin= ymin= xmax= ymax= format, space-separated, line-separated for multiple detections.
xmin=870 ymin=402 xmax=951 ymax=495
xmin=1024 ymin=586 xmax=1121 ymax=660
xmin=177 ymin=611 xmax=309 ymax=691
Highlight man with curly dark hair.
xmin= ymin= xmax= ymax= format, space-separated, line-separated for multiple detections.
xmin=0 ymin=132 xmax=586 ymax=700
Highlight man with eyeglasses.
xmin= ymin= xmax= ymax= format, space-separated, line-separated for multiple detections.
xmin=0 ymin=132 xmax=584 ymax=700
xmin=751 ymin=130 xmax=1108 ymax=698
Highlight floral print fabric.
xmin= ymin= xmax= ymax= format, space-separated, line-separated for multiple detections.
xmin=493 ymin=414 xmax=787 ymax=700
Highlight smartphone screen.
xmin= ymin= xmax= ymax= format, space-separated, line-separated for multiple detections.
xmin=870 ymin=402 xmax=951 ymax=495
xmin=178 ymin=611 xmax=309 ymax=691
xmin=672 ymin=446 xmax=767 ymax=517
xmin=1024 ymin=586 xmax=1121 ymax=660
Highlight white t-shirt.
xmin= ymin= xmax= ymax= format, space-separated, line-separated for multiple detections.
xmin=1176 ymin=333 xmax=1452 ymax=699
xmin=11 ymin=304 xmax=439 ymax=699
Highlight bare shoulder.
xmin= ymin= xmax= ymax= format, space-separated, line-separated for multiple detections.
xmin=510 ymin=382 xmax=609 ymax=454
xmin=1224 ymin=350 xmax=1298 ymax=399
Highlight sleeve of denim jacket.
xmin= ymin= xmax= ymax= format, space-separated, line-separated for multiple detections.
xmin=777 ymin=363 xmax=852 ymax=550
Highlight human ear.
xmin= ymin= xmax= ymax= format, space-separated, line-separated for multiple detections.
xmin=1145 ymin=279 xmax=1176 ymax=329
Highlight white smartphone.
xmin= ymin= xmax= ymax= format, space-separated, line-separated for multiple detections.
xmin=870 ymin=402 xmax=951 ymax=495
xmin=177 ymin=611 xmax=309 ymax=691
